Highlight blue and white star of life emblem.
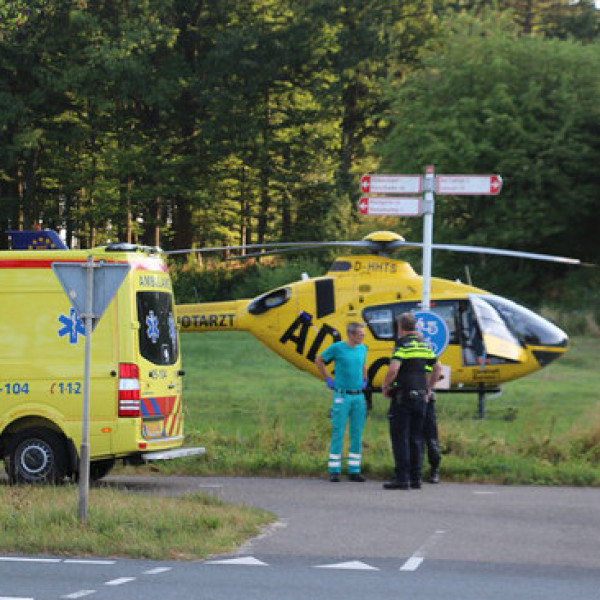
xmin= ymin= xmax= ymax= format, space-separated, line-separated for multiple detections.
xmin=58 ymin=308 xmax=86 ymax=344
xmin=146 ymin=310 xmax=160 ymax=344
xmin=168 ymin=312 xmax=177 ymax=346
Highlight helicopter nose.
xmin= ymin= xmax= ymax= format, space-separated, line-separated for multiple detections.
xmin=531 ymin=348 xmax=568 ymax=367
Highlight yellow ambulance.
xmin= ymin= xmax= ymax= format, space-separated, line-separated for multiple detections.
xmin=0 ymin=230 xmax=202 ymax=484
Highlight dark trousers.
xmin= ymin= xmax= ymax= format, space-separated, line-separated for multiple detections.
xmin=388 ymin=390 xmax=426 ymax=484
xmin=423 ymin=397 xmax=441 ymax=471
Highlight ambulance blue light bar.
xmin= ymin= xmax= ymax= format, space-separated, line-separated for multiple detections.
xmin=7 ymin=230 xmax=68 ymax=250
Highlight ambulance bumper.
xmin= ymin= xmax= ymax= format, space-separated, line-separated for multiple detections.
xmin=141 ymin=447 xmax=206 ymax=461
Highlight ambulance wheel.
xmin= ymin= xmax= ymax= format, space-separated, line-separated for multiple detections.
xmin=89 ymin=459 xmax=116 ymax=481
xmin=7 ymin=428 xmax=67 ymax=484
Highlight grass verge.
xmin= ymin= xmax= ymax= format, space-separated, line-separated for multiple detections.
xmin=0 ymin=484 xmax=274 ymax=560
xmin=148 ymin=332 xmax=600 ymax=485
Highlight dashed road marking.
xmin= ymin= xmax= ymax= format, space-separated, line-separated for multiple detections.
xmin=0 ymin=557 xmax=60 ymax=563
xmin=61 ymin=590 xmax=95 ymax=599
xmin=400 ymin=556 xmax=424 ymax=571
xmin=104 ymin=577 xmax=136 ymax=586
xmin=143 ymin=567 xmax=172 ymax=575
xmin=64 ymin=560 xmax=115 ymax=565
xmin=0 ymin=557 xmax=114 ymax=565
xmin=400 ymin=530 xmax=446 ymax=572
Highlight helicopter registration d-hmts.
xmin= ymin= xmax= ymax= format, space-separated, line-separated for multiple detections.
xmin=173 ymin=231 xmax=582 ymax=415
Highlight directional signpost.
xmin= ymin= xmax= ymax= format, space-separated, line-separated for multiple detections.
xmin=358 ymin=167 xmax=502 ymax=311
xmin=358 ymin=196 xmax=422 ymax=217
xmin=53 ymin=258 xmax=131 ymax=524
xmin=360 ymin=174 xmax=422 ymax=195
xmin=436 ymin=174 xmax=502 ymax=196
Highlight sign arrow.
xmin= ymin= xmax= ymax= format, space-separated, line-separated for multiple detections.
xmin=358 ymin=197 xmax=369 ymax=215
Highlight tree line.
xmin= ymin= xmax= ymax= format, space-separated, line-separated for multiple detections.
xmin=1 ymin=0 xmax=599 ymax=298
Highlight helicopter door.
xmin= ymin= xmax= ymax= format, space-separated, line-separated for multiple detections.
xmin=468 ymin=294 xmax=527 ymax=363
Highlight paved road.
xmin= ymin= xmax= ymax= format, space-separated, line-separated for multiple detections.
xmin=103 ymin=475 xmax=600 ymax=570
xmin=2 ymin=475 xmax=600 ymax=599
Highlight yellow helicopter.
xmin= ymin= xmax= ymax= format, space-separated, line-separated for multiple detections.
xmin=173 ymin=231 xmax=582 ymax=415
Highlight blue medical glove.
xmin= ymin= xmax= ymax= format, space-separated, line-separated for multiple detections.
xmin=325 ymin=377 xmax=335 ymax=390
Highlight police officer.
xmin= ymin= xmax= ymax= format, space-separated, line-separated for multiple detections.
xmin=316 ymin=322 xmax=368 ymax=483
xmin=381 ymin=313 xmax=441 ymax=490
xmin=423 ymin=392 xmax=441 ymax=483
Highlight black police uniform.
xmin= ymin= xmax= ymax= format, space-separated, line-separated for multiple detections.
xmin=387 ymin=333 xmax=437 ymax=488
xmin=423 ymin=393 xmax=441 ymax=482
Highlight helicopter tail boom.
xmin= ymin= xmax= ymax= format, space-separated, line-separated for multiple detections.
xmin=176 ymin=300 xmax=249 ymax=333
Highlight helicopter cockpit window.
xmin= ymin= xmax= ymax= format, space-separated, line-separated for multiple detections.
xmin=248 ymin=287 xmax=291 ymax=315
xmin=363 ymin=301 xmax=457 ymax=342
xmin=363 ymin=308 xmax=395 ymax=338
xmin=328 ymin=260 xmax=352 ymax=272
xmin=478 ymin=295 xmax=567 ymax=347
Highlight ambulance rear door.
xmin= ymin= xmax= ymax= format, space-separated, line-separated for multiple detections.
xmin=134 ymin=276 xmax=183 ymax=448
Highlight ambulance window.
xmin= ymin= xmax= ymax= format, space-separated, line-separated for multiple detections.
xmin=137 ymin=292 xmax=179 ymax=365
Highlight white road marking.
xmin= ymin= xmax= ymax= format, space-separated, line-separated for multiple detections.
xmin=400 ymin=556 xmax=424 ymax=571
xmin=61 ymin=590 xmax=96 ymax=598
xmin=473 ymin=491 xmax=497 ymax=495
xmin=400 ymin=529 xmax=446 ymax=572
xmin=314 ymin=560 xmax=379 ymax=571
xmin=104 ymin=577 xmax=136 ymax=586
xmin=143 ymin=567 xmax=172 ymax=575
xmin=64 ymin=559 xmax=115 ymax=565
xmin=0 ymin=596 xmax=35 ymax=600
xmin=205 ymin=556 xmax=268 ymax=566
xmin=0 ymin=556 xmax=113 ymax=565
xmin=0 ymin=557 xmax=60 ymax=563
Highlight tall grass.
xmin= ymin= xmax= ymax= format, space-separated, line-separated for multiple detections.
xmin=0 ymin=485 xmax=273 ymax=559
xmin=152 ymin=332 xmax=600 ymax=485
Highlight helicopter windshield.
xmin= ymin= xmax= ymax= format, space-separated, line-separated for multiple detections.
xmin=472 ymin=295 xmax=567 ymax=347
xmin=363 ymin=295 xmax=566 ymax=367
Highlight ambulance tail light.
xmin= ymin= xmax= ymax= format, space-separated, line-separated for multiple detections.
xmin=118 ymin=363 xmax=141 ymax=417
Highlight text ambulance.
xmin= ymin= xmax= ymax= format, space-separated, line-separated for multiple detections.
xmin=0 ymin=231 xmax=203 ymax=483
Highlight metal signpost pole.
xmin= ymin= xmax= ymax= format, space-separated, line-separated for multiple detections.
xmin=53 ymin=258 xmax=131 ymax=523
xmin=421 ymin=165 xmax=435 ymax=311
xmin=78 ymin=256 xmax=95 ymax=524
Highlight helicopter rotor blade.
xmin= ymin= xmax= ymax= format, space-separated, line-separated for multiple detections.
xmin=163 ymin=240 xmax=372 ymax=256
xmin=427 ymin=243 xmax=583 ymax=265
xmin=164 ymin=237 xmax=586 ymax=266
xmin=223 ymin=247 xmax=316 ymax=260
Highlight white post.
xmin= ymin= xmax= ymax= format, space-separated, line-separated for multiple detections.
xmin=421 ymin=165 xmax=435 ymax=311
xmin=78 ymin=256 xmax=95 ymax=524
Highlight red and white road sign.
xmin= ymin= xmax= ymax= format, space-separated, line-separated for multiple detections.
xmin=358 ymin=196 xmax=422 ymax=217
xmin=435 ymin=175 xmax=502 ymax=195
xmin=360 ymin=174 xmax=422 ymax=195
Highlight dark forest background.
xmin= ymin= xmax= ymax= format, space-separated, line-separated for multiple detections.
xmin=1 ymin=1 xmax=599 ymax=305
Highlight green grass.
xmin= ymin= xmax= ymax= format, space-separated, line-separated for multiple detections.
xmin=2 ymin=333 xmax=598 ymax=560
xmin=147 ymin=332 xmax=600 ymax=485
xmin=0 ymin=485 xmax=273 ymax=560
